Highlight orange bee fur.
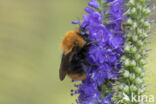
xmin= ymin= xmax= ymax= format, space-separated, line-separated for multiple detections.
xmin=61 ymin=30 xmax=86 ymax=55
xmin=68 ymin=73 xmax=87 ymax=80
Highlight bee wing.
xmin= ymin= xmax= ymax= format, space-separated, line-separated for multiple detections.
xmin=59 ymin=44 xmax=79 ymax=81
xmin=59 ymin=53 xmax=70 ymax=81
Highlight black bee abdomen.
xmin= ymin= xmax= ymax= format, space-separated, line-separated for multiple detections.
xmin=68 ymin=45 xmax=89 ymax=75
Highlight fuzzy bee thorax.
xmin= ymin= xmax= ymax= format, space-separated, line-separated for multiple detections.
xmin=61 ymin=30 xmax=86 ymax=55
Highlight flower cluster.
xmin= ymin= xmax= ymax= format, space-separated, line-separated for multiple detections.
xmin=72 ymin=0 xmax=124 ymax=103
xmin=117 ymin=0 xmax=150 ymax=103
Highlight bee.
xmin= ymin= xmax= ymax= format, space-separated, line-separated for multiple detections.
xmin=59 ymin=27 xmax=90 ymax=81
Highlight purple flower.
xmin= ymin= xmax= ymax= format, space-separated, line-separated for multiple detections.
xmin=88 ymin=0 xmax=99 ymax=9
xmin=85 ymin=7 xmax=94 ymax=14
xmin=72 ymin=21 xmax=82 ymax=24
xmin=72 ymin=0 xmax=125 ymax=103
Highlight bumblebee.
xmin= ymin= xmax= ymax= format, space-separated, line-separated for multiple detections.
xmin=59 ymin=27 xmax=91 ymax=81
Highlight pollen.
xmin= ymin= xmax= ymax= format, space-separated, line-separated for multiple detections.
xmin=61 ymin=30 xmax=86 ymax=54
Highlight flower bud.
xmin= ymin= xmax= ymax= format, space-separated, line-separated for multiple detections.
xmin=140 ymin=59 xmax=146 ymax=65
xmin=140 ymin=72 xmax=145 ymax=78
xmin=138 ymin=88 xmax=145 ymax=95
xmin=130 ymin=8 xmax=137 ymax=15
xmin=136 ymin=5 xmax=142 ymax=11
xmin=124 ymin=44 xmax=131 ymax=53
xmin=118 ymin=92 xmax=124 ymax=99
xmin=142 ymin=50 xmax=148 ymax=57
xmin=123 ymin=85 xmax=129 ymax=94
xmin=132 ymin=22 xmax=137 ymax=29
xmin=123 ymin=70 xmax=130 ymax=78
xmin=130 ymin=85 xmax=137 ymax=92
xmin=139 ymin=0 xmax=147 ymax=4
xmin=142 ymin=8 xmax=151 ymax=16
xmin=124 ymin=59 xmax=130 ymax=67
xmin=119 ymin=84 xmax=124 ymax=91
xmin=130 ymin=60 xmax=136 ymax=67
xmin=137 ymin=40 xmax=144 ymax=47
xmin=121 ymin=56 xmax=126 ymax=62
xmin=140 ymin=19 xmax=145 ymax=26
xmin=127 ymin=33 xmax=133 ymax=38
xmin=126 ymin=18 xmax=133 ymax=25
xmin=131 ymin=46 xmax=137 ymax=53
xmin=137 ymin=28 xmax=142 ymax=35
xmin=129 ymin=73 xmax=135 ymax=81
xmin=142 ymin=33 xmax=148 ymax=39
xmin=142 ymin=21 xmax=150 ymax=29
xmin=132 ymin=35 xmax=138 ymax=42
xmin=135 ymin=54 xmax=141 ymax=60
xmin=135 ymin=67 xmax=142 ymax=75
xmin=135 ymin=77 xmax=143 ymax=85
xmin=127 ymin=0 xmax=135 ymax=7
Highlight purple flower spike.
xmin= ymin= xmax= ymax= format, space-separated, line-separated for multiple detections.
xmin=72 ymin=0 xmax=125 ymax=103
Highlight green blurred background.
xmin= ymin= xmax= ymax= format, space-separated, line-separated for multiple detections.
xmin=0 ymin=0 xmax=155 ymax=104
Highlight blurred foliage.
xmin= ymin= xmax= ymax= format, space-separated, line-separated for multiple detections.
xmin=0 ymin=0 xmax=155 ymax=104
